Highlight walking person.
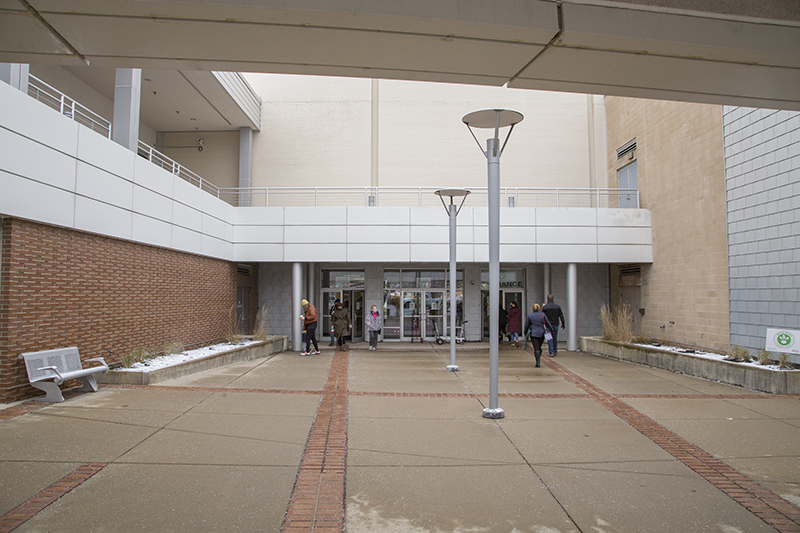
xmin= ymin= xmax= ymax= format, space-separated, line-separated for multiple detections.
xmin=498 ymin=304 xmax=508 ymax=342
xmin=332 ymin=300 xmax=352 ymax=349
xmin=365 ymin=304 xmax=382 ymax=351
xmin=525 ymin=303 xmax=554 ymax=368
xmin=299 ymin=299 xmax=320 ymax=355
xmin=328 ymin=298 xmax=340 ymax=346
xmin=542 ymin=294 xmax=566 ymax=356
xmin=507 ymin=301 xmax=522 ymax=347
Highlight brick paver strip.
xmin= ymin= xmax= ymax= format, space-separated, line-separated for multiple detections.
xmin=542 ymin=357 xmax=800 ymax=532
xmin=0 ymin=462 xmax=107 ymax=532
xmin=282 ymin=347 xmax=349 ymax=533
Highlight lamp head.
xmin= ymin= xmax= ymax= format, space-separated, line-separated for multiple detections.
xmin=462 ymin=109 xmax=524 ymax=157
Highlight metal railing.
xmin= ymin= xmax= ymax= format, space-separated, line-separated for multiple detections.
xmin=137 ymin=141 xmax=222 ymax=196
xmin=27 ymin=75 xmax=112 ymax=138
xmin=217 ymin=186 xmax=640 ymax=209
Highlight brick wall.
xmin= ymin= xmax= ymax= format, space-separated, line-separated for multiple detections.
xmin=0 ymin=218 xmax=257 ymax=402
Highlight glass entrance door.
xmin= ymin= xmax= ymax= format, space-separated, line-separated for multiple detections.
xmin=322 ymin=289 xmax=365 ymax=343
xmin=401 ymin=290 xmax=444 ymax=341
xmin=482 ymin=290 xmax=524 ymax=340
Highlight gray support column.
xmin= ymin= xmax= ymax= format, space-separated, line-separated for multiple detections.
xmin=543 ymin=263 xmax=551 ymax=301
xmin=0 ymin=63 xmax=29 ymax=92
xmin=239 ymin=127 xmax=253 ymax=206
xmin=567 ymin=263 xmax=578 ymax=351
xmin=112 ymin=68 xmax=142 ymax=152
xmin=292 ymin=262 xmax=303 ymax=352
xmin=486 ymin=137 xmax=503 ymax=418
xmin=307 ymin=262 xmax=316 ymax=307
xmin=447 ymin=203 xmax=459 ymax=372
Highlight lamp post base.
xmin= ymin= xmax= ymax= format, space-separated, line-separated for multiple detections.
xmin=482 ymin=407 xmax=505 ymax=419
xmin=446 ymin=365 xmax=460 ymax=372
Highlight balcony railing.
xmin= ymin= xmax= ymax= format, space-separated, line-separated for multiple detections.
xmin=27 ymin=75 xmax=112 ymax=138
xmin=137 ymin=141 xmax=222 ymax=197
xmin=217 ymin=187 xmax=640 ymax=209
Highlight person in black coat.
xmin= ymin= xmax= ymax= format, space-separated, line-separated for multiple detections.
xmin=542 ymin=294 xmax=566 ymax=355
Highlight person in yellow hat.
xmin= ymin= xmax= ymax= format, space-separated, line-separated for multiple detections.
xmin=299 ymin=299 xmax=319 ymax=355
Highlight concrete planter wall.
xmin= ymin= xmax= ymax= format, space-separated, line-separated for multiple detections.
xmin=97 ymin=336 xmax=288 ymax=386
xmin=580 ymin=337 xmax=800 ymax=395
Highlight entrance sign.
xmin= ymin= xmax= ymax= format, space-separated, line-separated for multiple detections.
xmin=766 ymin=328 xmax=800 ymax=354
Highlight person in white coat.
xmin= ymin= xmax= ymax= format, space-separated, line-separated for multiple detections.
xmin=365 ymin=304 xmax=383 ymax=351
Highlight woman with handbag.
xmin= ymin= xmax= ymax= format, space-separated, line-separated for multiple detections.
xmin=524 ymin=303 xmax=554 ymax=368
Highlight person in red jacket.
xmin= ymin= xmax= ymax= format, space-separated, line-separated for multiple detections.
xmin=507 ymin=301 xmax=522 ymax=347
xmin=300 ymin=299 xmax=320 ymax=356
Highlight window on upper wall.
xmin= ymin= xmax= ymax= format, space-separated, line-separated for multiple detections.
xmin=617 ymin=160 xmax=638 ymax=208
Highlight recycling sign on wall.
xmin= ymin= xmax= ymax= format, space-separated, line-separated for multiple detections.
xmin=766 ymin=328 xmax=800 ymax=355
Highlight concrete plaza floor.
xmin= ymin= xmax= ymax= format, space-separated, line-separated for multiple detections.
xmin=1 ymin=342 xmax=799 ymax=532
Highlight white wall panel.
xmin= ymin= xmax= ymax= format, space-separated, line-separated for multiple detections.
xmin=285 ymin=225 xmax=345 ymax=244
xmin=75 ymin=162 xmax=133 ymax=209
xmin=285 ymin=243 xmax=347 ymax=262
xmin=0 ymin=127 xmax=77 ymax=192
xmin=76 ymin=127 xmax=135 ymax=181
xmin=501 ymin=226 xmax=538 ymax=244
xmin=348 ymin=206 xmax=410 ymax=225
xmin=234 ymin=207 xmax=284 ymax=225
xmin=234 ymin=225 xmax=284 ymax=243
xmin=133 ymin=156 xmax=174 ymax=197
xmin=201 ymin=192 xmax=233 ymax=222
xmin=173 ymin=178 xmax=205 ymax=210
xmin=172 ymin=201 xmax=203 ymax=231
xmin=0 ymin=81 xmax=80 ymax=155
xmin=536 ymin=207 xmax=597 ymax=227
xmin=202 ymin=234 xmax=231 ymax=259
xmin=597 ymin=244 xmax=653 ymax=263
xmin=348 ymin=225 xmax=410 ymax=243
xmin=537 ymin=244 xmax=598 ymax=262
xmin=132 ymin=185 xmax=173 ymax=223
xmin=285 ymin=206 xmax=347 ymax=225
xmin=596 ymin=208 xmax=651 ymax=227
xmin=500 ymin=208 xmax=537 ymax=226
xmin=132 ymin=213 xmax=173 ymax=249
xmin=410 ymin=243 xmax=449 ymax=262
xmin=74 ymin=196 xmax=132 ymax=240
xmin=201 ymin=212 xmax=229 ymax=240
xmin=410 ymin=225 xmax=448 ymax=244
xmin=597 ymin=226 xmax=652 ymax=244
xmin=536 ymin=226 xmax=597 ymax=244
xmin=500 ymin=244 xmax=537 ymax=263
xmin=233 ymin=243 xmax=285 ymax=262
xmin=0 ymin=170 xmax=76 ymax=228
xmin=348 ymin=243 xmax=409 ymax=262
xmin=172 ymin=225 xmax=203 ymax=255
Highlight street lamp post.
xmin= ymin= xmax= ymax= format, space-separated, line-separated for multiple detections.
xmin=462 ymin=109 xmax=524 ymax=420
xmin=435 ymin=188 xmax=471 ymax=372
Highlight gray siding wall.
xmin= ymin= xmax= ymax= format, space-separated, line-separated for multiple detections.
xmin=724 ymin=107 xmax=800 ymax=361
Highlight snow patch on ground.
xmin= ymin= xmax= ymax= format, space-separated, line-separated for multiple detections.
xmin=632 ymin=343 xmax=797 ymax=371
xmin=116 ymin=340 xmax=261 ymax=373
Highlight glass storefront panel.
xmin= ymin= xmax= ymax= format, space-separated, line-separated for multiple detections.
xmin=323 ymin=270 xmax=365 ymax=289
xmin=383 ymin=269 xmax=462 ymax=341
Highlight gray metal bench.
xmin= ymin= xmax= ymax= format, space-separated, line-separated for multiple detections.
xmin=20 ymin=347 xmax=109 ymax=402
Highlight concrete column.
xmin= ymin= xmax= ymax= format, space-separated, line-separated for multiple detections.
xmin=292 ymin=262 xmax=303 ymax=352
xmin=0 ymin=63 xmax=29 ymax=92
xmin=567 ymin=263 xmax=578 ymax=351
xmin=112 ymin=68 xmax=142 ymax=152
xmin=239 ymin=127 xmax=253 ymax=206
xmin=543 ymin=263 xmax=551 ymax=300
xmin=307 ymin=262 xmax=315 ymax=307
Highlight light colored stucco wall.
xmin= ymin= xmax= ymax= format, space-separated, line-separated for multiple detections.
xmin=605 ymin=97 xmax=729 ymax=352
xmin=243 ymin=73 xmax=606 ymax=191
xmin=161 ymin=130 xmax=241 ymax=190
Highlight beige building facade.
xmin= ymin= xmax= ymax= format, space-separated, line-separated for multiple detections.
xmin=605 ymin=97 xmax=730 ymax=352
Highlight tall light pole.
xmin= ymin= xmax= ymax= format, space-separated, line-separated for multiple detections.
xmin=462 ymin=109 xmax=524 ymax=420
xmin=435 ymin=188 xmax=470 ymax=372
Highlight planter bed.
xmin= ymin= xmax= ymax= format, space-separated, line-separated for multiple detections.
xmin=580 ymin=337 xmax=800 ymax=395
xmin=97 ymin=336 xmax=288 ymax=386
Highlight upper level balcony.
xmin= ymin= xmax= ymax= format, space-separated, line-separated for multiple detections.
xmin=1 ymin=74 xmax=651 ymax=266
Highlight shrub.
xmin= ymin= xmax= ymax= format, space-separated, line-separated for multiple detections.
xmin=632 ymin=334 xmax=650 ymax=344
xmin=758 ymin=349 xmax=771 ymax=365
xmin=728 ymin=345 xmax=751 ymax=362
xmin=162 ymin=341 xmax=184 ymax=356
xmin=779 ymin=354 xmax=789 ymax=369
xmin=253 ymin=304 xmax=270 ymax=341
xmin=120 ymin=346 xmax=158 ymax=368
xmin=600 ymin=303 xmax=633 ymax=343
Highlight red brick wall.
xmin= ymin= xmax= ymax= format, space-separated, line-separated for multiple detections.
xmin=0 ymin=218 xmax=258 ymax=402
